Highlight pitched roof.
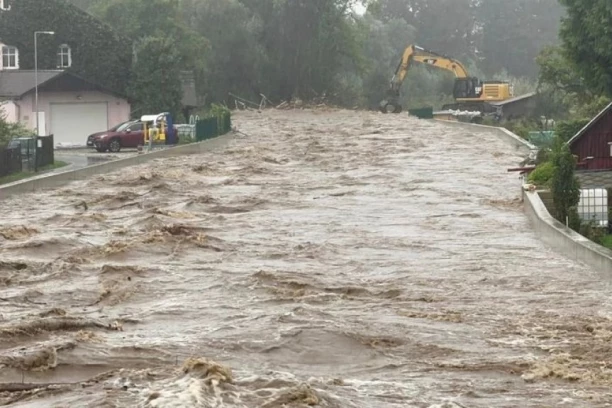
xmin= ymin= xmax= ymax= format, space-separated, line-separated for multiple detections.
xmin=0 ymin=70 xmax=63 ymax=98
xmin=490 ymin=92 xmax=537 ymax=107
xmin=566 ymin=101 xmax=612 ymax=146
xmin=0 ymin=69 xmax=126 ymax=99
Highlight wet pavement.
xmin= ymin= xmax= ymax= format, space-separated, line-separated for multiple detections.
xmin=54 ymin=150 xmax=139 ymax=172
xmin=0 ymin=109 xmax=611 ymax=407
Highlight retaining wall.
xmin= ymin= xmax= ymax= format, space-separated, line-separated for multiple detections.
xmin=436 ymin=118 xmax=612 ymax=274
xmin=434 ymin=119 xmax=538 ymax=153
xmin=0 ymin=134 xmax=233 ymax=201
xmin=523 ymin=189 xmax=612 ymax=274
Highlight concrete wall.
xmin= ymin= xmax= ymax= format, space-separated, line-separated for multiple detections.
xmin=436 ymin=119 xmax=612 ymax=273
xmin=0 ymin=133 xmax=233 ymax=201
xmin=523 ymin=189 xmax=612 ymax=274
xmin=17 ymin=90 xmax=130 ymax=135
xmin=434 ymin=119 xmax=538 ymax=154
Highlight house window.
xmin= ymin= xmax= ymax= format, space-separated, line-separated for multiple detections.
xmin=1 ymin=46 xmax=18 ymax=69
xmin=57 ymin=44 xmax=71 ymax=68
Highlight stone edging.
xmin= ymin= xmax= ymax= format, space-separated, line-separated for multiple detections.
xmin=0 ymin=134 xmax=234 ymax=202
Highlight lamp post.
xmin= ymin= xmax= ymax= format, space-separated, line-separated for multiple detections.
xmin=34 ymin=30 xmax=54 ymax=172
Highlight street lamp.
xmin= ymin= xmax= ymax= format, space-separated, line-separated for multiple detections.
xmin=35 ymin=31 xmax=54 ymax=137
xmin=34 ymin=30 xmax=54 ymax=172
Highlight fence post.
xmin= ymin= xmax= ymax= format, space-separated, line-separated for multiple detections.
xmin=34 ymin=136 xmax=38 ymax=172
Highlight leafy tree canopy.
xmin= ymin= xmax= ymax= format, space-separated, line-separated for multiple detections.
xmin=558 ymin=0 xmax=612 ymax=98
xmin=60 ymin=0 xmax=566 ymax=109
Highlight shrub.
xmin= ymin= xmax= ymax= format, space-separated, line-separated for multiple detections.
xmin=0 ymin=111 xmax=34 ymax=147
xmin=555 ymin=119 xmax=589 ymax=143
xmin=579 ymin=219 xmax=606 ymax=245
xmin=528 ymin=162 xmax=555 ymax=186
xmin=502 ymin=118 xmax=542 ymax=140
xmin=535 ymin=148 xmax=551 ymax=165
xmin=568 ymin=207 xmax=582 ymax=232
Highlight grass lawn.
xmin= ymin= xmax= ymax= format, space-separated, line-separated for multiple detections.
xmin=0 ymin=161 xmax=69 ymax=185
xmin=602 ymin=235 xmax=612 ymax=250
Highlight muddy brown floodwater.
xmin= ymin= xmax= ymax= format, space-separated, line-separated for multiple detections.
xmin=1 ymin=109 xmax=612 ymax=408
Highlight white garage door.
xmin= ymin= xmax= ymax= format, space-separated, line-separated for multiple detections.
xmin=50 ymin=103 xmax=108 ymax=147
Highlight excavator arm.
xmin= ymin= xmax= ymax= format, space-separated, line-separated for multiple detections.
xmin=380 ymin=44 xmax=473 ymax=113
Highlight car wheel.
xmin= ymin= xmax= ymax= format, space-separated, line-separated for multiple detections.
xmin=108 ymin=138 xmax=122 ymax=153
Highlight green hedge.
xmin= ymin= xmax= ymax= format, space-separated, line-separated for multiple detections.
xmin=0 ymin=0 xmax=132 ymax=93
xmin=528 ymin=161 xmax=555 ymax=187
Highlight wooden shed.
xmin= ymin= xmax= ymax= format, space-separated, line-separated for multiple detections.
xmin=490 ymin=92 xmax=537 ymax=120
xmin=567 ymin=102 xmax=612 ymax=171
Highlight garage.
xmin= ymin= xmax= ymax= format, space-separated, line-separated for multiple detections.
xmin=50 ymin=102 xmax=109 ymax=147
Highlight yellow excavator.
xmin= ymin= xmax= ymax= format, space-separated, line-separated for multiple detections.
xmin=379 ymin=44 xmax=514 ymax=114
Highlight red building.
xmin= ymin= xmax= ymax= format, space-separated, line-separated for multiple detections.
xmin=568 ymin=102 xmax=612 ymax=170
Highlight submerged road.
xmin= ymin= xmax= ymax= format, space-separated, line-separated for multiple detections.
xmin=0 ymin=109 xmax=610 ymax=407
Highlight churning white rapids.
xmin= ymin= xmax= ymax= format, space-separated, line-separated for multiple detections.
xmin=1 ymin=109 xmax=611 ymax=408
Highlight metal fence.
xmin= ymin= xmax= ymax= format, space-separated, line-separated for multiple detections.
xmin=8 ymin=137 xmax=35 ymax=171
xmin=0 ymin=146 xmax=22 ymax=177
xmin=175 ymin=124 xmax=196 ymax=143
xmin=195 ymin=112 xmax=232 ymax=142
xmin=0 ymin=135 xmax=54 ymax=178
xmin=577 ymin=188 xmax=609 ymax=227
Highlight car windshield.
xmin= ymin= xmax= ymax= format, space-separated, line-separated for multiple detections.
xmin=115 ymin=121 xmax=135 ymax=132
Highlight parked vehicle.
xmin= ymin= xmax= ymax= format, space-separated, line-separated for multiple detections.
xmin=86 ymin=120 xmax=135 ymax=148
xmin=89 ymin=121 xmax=146 ymax=153
xmin=90 ymin=119 xmax=180 ymax=153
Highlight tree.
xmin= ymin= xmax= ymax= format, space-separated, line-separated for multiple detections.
xmin=127 ymin=37 xmax=184 ymax=118
xmin=371 ymin=0 xmax=564 ymax=80
xmin=68 ymin=0 xmax=208 ymax=113
xmin=537 ymin=46 xmax=584 ymax=96
xmin=558 ymin=0 xmax=612 ymax=98
xmin=239 ymin=0 xmax=367 ymax=102
xmin=536 ymin=46 xmax=612 ymax=121
xmin=550 ymin=142 xmax=581 ymax=226
xmin=181 ymin=0 xmax=266 ymax=103
xmin=476 ymin=0 xmax=564 ymax=78
xmin=0 ymin=112 xmax=12 ymax=147
xmin=371 ymin=0 xmax=478 ymax=63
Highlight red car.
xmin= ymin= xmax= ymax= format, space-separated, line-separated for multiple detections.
xmin=89 ymin=121 xmax=145 ymax=153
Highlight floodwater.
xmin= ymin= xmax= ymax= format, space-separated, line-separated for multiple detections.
xmin=1 ymin=109 xmax=611 ymax=407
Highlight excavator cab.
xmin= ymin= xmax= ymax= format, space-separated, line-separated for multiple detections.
xmin=452 ymin=77 xmax=483 ymax=99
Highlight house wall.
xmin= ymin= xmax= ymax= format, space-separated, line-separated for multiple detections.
xmin=16 ymin=90 xmax=130 ymax=135
xmin=571 ymin=109 xmax=612 ymax=170
xmin=0 ymin=100 xmax=17 ymax=122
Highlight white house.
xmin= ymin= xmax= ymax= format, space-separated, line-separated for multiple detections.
xmin=0 ymin=0 xmax=200 ymax=147
xmin=0 ymin=68 xmax=131 ymax=146
xmin=0 ymin=41 xmax=131 ymax=147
